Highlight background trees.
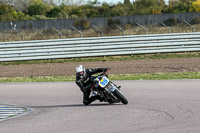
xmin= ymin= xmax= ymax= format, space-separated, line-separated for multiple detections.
xmin=190 ymin=0 xmax=200 ymax=12
xmin=0 ymin=0 xmax=200 ymax=21
xmin=132 ymin=0 xmax=165 ymax=14
xmin=163 ymin=0 xmax=191 ymax=13
xmin=0 ymin=3 xmax=31 ymax=21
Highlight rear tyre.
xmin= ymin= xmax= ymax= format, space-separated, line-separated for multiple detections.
xmin=113 ymin=89 xmax=128 ymax=104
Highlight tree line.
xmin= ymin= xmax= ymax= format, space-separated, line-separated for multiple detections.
xmin=0 ymin=0 xmax=200 ymax=22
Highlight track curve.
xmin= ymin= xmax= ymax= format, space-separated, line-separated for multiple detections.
xmin=0 ymin=80 xmax=200 ymax=133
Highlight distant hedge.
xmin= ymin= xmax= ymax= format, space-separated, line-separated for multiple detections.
xmin=0 ymin=0 xmax=199 ymax=22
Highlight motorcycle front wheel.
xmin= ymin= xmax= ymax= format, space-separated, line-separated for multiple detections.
xmin=113 ymin=89 xmax=128 ymax=104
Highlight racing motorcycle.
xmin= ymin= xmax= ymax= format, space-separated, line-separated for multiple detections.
xmin=91 ymin=72 xmax=128 ymax=105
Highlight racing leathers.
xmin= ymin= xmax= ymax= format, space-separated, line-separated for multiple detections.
xmin=76 ymin=68 xmax=109 ymax=105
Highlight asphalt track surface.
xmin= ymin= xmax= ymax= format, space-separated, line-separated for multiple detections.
xmin=0 ymin=80 xmax=200 ymax=133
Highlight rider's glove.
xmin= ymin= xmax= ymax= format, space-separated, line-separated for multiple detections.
xmin=103 ymin=67 xmax=111 ymax=72
xmin=81 ymin=84 xmax=93 ymax=92
xmin=81 ymin=87 xmax=87 ymax=92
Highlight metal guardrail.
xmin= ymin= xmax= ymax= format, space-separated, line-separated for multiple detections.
xmin=0 ymin=32 xmax=200 ymax=62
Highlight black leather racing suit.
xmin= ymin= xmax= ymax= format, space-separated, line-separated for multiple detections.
xmin=76 ymin=68 xmax=109 ymax=105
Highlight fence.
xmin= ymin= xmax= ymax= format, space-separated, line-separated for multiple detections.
xmin=0 ymin=32 xmax=200 ymax=62
xmin=0 ymin=12 xmax=200 ymax=31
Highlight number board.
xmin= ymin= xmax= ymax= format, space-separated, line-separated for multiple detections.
xmin=99 ymin=77 xmax=109 ymax=88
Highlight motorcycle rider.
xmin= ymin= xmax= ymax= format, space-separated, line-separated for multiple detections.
xmin=75 ymin=65 xmax=110 ymax=105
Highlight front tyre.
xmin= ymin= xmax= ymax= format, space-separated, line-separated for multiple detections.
xmin=113 ymin=89 xmax=128 ymax=104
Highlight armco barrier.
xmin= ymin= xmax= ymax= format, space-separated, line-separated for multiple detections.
xmin=0 ymin=32 xmax=200 ymax=62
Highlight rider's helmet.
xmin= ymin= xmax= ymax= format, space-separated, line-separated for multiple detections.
xmin=76 ymin=65 xmax=86 ymax=78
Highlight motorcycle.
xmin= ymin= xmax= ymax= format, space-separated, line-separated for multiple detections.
xmin=91 ymin=71 xmax=128 ymax=105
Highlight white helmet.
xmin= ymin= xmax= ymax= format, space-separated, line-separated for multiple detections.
xmin=76 ymin=65 xmax=86 ymax=78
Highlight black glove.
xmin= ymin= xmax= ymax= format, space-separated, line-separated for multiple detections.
xmin=81 ymin=87 xmax=87 ymax=92
xmin=103 ymin=67 xmax=111 ymax=72
xmin=81 ymin=84 xmax=93 ymax=92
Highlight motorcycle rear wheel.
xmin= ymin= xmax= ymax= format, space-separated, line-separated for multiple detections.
xmin=113 ymin=89 xmax=128 ymax=104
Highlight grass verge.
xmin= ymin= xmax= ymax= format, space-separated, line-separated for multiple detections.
xmin=0 ymin=72 xmax=200 ymax=83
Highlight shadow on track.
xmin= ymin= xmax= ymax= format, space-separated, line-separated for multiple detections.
xmin=30 ymin=103 xmax=122 ymax=109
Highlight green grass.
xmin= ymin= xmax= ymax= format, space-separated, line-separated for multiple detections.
xmin=0 ymin=72 xmax=199 ymax=83
xmin=108 ymin=72 xmax=200 ymax=80
xmin=0 ymin=76 xmax=76 ymax=83
xmin=0 ymin=52 xmax=200 ymax=65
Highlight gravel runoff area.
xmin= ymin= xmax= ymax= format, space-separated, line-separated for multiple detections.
xmin=0 ymin=57 xmax=200 ymax=77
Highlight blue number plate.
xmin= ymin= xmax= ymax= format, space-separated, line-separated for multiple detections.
xmin=99 ymin=77 xmax=109 ymax=88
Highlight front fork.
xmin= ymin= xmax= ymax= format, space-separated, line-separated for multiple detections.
xmin=105 ymin=83 xmax=120 ymax=102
